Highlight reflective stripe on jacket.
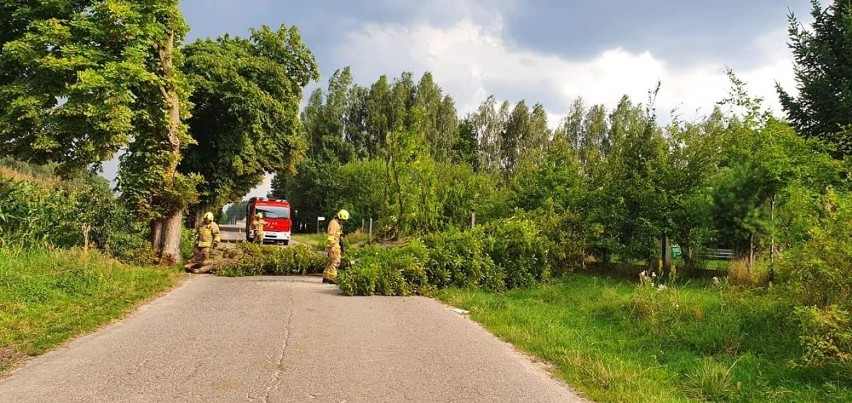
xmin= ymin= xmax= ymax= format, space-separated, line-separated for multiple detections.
xmin=196 ymin=222 xmax=221 ymax=248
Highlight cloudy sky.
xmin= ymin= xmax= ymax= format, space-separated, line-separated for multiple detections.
xmin=181 ymin=0 xmax=814 ymax=113
xmin=106 ymin=0 xmax=818 ymax=198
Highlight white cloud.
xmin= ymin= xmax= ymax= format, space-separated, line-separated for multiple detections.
xmin=335 ymin=16 xmax=797 ymax=125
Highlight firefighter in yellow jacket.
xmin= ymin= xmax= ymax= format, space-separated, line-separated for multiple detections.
xmin=252 ymin=212 xmax=267 ymax=244
xmin=322 ymin=209 xmax=349 ymax=284
xmin=186 ymin=211 xmax=221 ymax=272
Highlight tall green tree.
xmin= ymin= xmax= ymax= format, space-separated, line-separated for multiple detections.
xmin=501 ymin=100 xmax=530 ymax=175
xmin=454 ymin=116 xmax=479 ymax=168
xmin=345 ymin=84 xmax=371 ymax=159
xmin=777 ymin=0 xmax=852 ymax=158
xmin=1 ymin=0 xmax=197 ymax=262
xmin=472 ymin=96 xmax=509 ymax=172
xmin=521 ymin=103 xmax=551 ymax=161
xmin=366 ymin=75 xmax=394 ymax=158
xmin=179 ymin=25 xmax=318 ymax=219
xmin=413 ymin=72 xmax=459 ymax=162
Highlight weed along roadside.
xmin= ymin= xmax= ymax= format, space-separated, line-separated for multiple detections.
xmin=437 ymin=277 xmax=850 ymax=402
xmin=0 ymin=249 xmax=179 ymax=375
xmin=0 ymin=162 xmax=183 ymax=375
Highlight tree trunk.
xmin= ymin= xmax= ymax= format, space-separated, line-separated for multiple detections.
xmin=150 ymin=220 xmax=163 ymax=250
xmin=661 ymin=234 xmax=673 ymax=279
xmin=769 ymin=193 xmax=776 ymax=282
xmin=748 ymin=232 xmax=755 ymax=273
xmin=155 ymin=32 xmax=186 ymax=265
xmin=682 ymin=244 xmax=693 ymax=271
xmin=159 ymin=210 xmax=183 ymax=265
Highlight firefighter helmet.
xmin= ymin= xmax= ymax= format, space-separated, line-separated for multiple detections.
xmin=336 ymin=209 xmax=350 ymax=220
xmin=203 ymin=212 xmax=215 ymax=221
xmin=256 ymin=212 xmax=263 ymax=219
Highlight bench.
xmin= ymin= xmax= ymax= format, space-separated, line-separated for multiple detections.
xmin=699 ymin=248 xmax=735 ymax=260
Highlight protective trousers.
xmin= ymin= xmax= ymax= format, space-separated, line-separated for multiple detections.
xmin=323 ymin=246 xmax=341 ymax=281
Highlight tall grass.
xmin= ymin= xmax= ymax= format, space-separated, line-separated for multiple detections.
xmin=438 ymin=276 xmax=851 ymax=402
xmin=0 ymin=248 xmax=177 ymax=373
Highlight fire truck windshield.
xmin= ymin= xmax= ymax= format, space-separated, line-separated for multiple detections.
xmin=256 ymin=206 xmax=290 ymax=219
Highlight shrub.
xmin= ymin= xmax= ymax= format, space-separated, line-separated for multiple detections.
xmin=520 ymin=206 xmax=587 ymax=276
xmin=794 ymin=305 xmax=852 ymax=376
xmin=726 ymin=258 xmax=770 ymax=287
xmin=422 ymin=227 xmax=504 ymax=291
xmin=484 ymin=216 xmax=551 ymax=289
xmin=180 ymin=227 xmax=195 ymax=261
xmin=780 ymin=189 xmax=851 ymax=309
xmin=340 ymin=217 xmax=558 ymax=295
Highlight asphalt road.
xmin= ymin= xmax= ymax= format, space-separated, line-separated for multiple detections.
xmin=0 ymin=276 xmax=587 ymax=402
xmin=219 ymin=224 xmax=247 ymax=243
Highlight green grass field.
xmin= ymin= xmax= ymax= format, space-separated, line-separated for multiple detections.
xmin=438 ymin=276 xmax=850 ymax=402
xmin=0 ymin=249 xmax=179 ymax=373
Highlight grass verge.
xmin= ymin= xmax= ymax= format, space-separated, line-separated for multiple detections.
xmin=291 ymin=233 xmax=326 ymax=249
xmin=0 ymin=248 xmax=179 ymax=374
xmin=437 ymin=276 xmax=850 ymax=402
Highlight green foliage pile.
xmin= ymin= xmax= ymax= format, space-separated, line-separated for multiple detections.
xmin=0 ymin=166 xmax=150 ymax=263
xmin=0 ymin=249 xmax=176 ymax=372
xmin=339 ymin=212 xmax=588 ymax=296
xmin=337 ymin=241 xmax=431 ymax=297
xmin=215 ymin=243 xmax=325 ymax=277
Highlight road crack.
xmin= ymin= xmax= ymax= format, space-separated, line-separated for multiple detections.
xmin=262 ymin=293 xmax=294 ymax=403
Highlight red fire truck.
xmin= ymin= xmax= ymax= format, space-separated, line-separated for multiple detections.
xmin=245 ymin=197 xmax=292 ymax=245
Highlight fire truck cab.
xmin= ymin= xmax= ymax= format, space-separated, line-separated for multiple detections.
xmin=245 ymin=197 xmax=292 ymax=245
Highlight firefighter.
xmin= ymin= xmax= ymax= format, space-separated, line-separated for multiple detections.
xmin=186 ymin=211 xmax=221 ymax=273
xmin=252 ymin=212 xmax=267 ymax=244
xmin=322 ymin=209 xmax=349 ymax=284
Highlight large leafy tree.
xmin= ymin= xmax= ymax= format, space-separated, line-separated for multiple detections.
xmin=1 ymin=0 xmax=196 ymax=263
xmin=777 ymin=0 xmax=852 ymax=158
xmin=179 ymin=25 xmax=318 ymax=219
